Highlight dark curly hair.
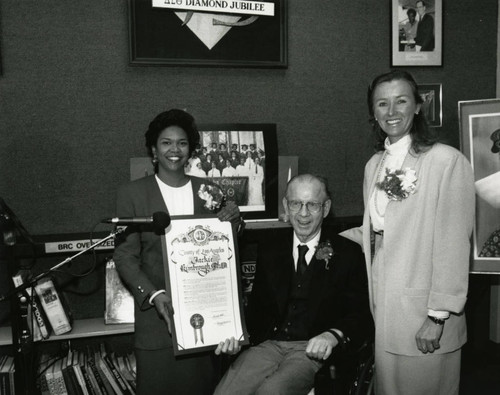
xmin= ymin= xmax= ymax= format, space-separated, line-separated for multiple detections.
xmin=367 ymin=70 xmax=438 ymax=153
xmin=144 ymin=109 xmax=200 ymax=158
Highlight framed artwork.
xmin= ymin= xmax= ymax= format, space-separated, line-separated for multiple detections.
xmin=196 ymin=123 xmax=279 ymax=220
xmin=128 ymin=0 xmax=287 ymax=68
xmin=418 ymin=83 xmax=442 ymax=127
xmin=392 ymin=0 xmax=442 ymax=66
xmin=130 ymin=123 xmax=279 ymax=221
xmin=459 ymin=99 xmax=500 ymax=273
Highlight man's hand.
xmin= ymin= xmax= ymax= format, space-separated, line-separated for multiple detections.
xmin=415 ymin=317 xmax=444 ymax=353
xmin=217 ymin=201 xmax=241 ymax=224
xmin=214 ymin=337 xmax=241 ymax=356
xmin=305 ymin=331 xmax=339 ymax=361
xmin=153 ymin=293 xmax=174 ymax=334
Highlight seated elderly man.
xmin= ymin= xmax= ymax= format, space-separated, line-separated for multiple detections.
xmin=214 ymin=174 xmax=372 ymax=395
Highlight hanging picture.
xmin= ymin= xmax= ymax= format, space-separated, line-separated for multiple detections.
xmin=128 ymin=0 xmax=287 ymax=68
xmin=418 ymin=83 xmax=442 ymax=127
xmin=392 ymin=0 xmax=442 ymax=66
xmin=459 ymin=99 xmax=500 ymax=273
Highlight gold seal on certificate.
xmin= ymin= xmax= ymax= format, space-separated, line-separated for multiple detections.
xmin=190 ymin=313 xmax=205 ymax=344
xmin=162 ymin=216 xmax=249 ymax=355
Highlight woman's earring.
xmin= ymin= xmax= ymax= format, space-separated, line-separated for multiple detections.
xmin=152 ymin=156 xmax=158 ymax=165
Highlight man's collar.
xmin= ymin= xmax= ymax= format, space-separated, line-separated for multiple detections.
xmin=293 ymin=230 xmax=322 ymax=252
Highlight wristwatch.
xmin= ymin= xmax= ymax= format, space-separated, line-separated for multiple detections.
xmin=428 ymin=315 xmax=446 ymax=325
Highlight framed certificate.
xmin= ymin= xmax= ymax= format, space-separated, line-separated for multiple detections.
xmin=162 ymin=216 xmax=249 ymax=355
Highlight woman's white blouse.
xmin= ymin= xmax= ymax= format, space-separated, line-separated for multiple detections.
xmin=155 ymin=175 xmax=194 ymax=215
xmin=369 ymin=134 xmax=412 ymax=232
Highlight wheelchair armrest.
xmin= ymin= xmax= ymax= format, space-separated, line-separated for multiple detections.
xmin=314 ymin=341 xmax=374 ymax=395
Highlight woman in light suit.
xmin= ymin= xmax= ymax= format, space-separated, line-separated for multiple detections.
xmin=361 ymin=71 xmax=475 ymax=394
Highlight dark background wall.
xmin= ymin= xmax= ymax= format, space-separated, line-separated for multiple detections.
xmin=0 ymin=0 xmax=497 ymax=236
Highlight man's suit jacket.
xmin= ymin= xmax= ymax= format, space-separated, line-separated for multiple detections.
xmin=113 ymin=175 xmax=213 ymax=349
xmin=361 ymin=143 xmax=474 ymax=356
xmin=415 ymin=13 xmax=434 ymax=51
xmin=246 ymin=226 xmax=372 ymax=349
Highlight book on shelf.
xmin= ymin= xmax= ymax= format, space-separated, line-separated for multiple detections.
xmin=114 ymin=354 xmax=136 ymax=393
xmin=63 ymin=348 xmax=86 ymax=395
xmin=123 ymin=352 xmax=136 ymax=381
xmin=86 ymin=347 xmax=110 ymax=395
xmin=71 ymin=350 xmax=89 ymax=395
xmin=61 ymin=354 xmax=79 ymax=395
xmin=95 ymin=346 xmax=123 ymax=395
xmin=12 ymin=270 xmax=52 ymax=341
xmin=104 ymin=259 xmax=134 ymax=324
xmin=37 ymin=353 xmax=53 ymax=395
xmin=34 ymin=277 xmax=72 ymax=336
xmin=52 ymin=357 xmax=69 ymax=395
xmin=0 ymin=355 xmax=15 ymax=395
xmin=78 ymin=351 xmax=100 ymax=395
xmin=42 ymin=357 xmax=58 ymax=395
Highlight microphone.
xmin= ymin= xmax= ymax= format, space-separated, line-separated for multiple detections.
xmin=102 ymin=211 xmax=171 ymax=229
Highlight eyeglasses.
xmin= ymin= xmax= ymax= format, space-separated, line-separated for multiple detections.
xmin=287 ymin=200 xmax=324 ymax=213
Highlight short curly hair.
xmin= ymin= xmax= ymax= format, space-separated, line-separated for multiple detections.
xmin=144 ymin=109 xmax=200 ymax=157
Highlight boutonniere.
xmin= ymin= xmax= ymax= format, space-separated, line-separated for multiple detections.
xmin=315 ymin=240 xmax=334 ymax=270
xmin=198 ymin=184 xmax=226 ymax=211
xmin=376 ymin=167 xmax=417 ymax=201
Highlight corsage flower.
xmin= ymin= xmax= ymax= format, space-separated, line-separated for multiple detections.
xmin=315 ymin=240 xmax=334 ymax=270
xmin=376 ymin=167 xmax=417 ymax=201
xmin=198 ymin=184 xmax=226 ymax=211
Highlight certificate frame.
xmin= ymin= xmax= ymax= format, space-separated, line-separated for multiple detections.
xmin=162 ymin=215 xmax=249 ymax=355
xmin=392 ymin=0 xmax=442 ymax=67
xmin=459 ymin=99 xmax=500 ymax=273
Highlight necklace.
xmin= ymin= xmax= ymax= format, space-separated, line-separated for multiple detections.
xmin=373 ymin=151 xmax=388 ymax=218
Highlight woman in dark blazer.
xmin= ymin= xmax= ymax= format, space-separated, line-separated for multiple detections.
xmin=113 ymin=109 xmax=241 ymax=394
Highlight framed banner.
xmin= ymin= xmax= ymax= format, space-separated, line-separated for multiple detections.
xmin=459 ymin=99 xmax=500 ymax=273
xmin=162 ymin=216 xmax=248 ymax=355
xmin=418 ymin=83 xmax=442 ymax=127
xmin=392 ymin=0 xmax=442 ymax=66
xmin=128 ymin=0 xmax=287 ymax=68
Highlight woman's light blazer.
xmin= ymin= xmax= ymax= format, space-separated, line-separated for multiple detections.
xmin=362 ymin=143 xmax=475 ymax=356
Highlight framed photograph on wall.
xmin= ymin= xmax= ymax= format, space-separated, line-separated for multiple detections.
xmin=392 ymin=0 xmax=442 ymax=66
xmin=418 ymin=83 xmax=442 ymax=127
xmin=459 ymin=99 xmax=500 ymax=273
xmin=128 ymin=0 xmax=287 ymax=68
xmin=196 ymin=123 xmax=278 ymax=220
xmin=130 ymin=123 xmax=279 ymax=221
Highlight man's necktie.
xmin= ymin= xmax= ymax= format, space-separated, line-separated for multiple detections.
xmin=297 ymin=245 xmax=309 ymax=276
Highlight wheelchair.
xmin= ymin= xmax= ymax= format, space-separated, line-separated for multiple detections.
xmin=314 ymin=341 xmax=375 ymax=395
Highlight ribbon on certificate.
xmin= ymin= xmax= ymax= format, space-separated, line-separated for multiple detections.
xmin=190 ymin=313 xmax=205 ymax=344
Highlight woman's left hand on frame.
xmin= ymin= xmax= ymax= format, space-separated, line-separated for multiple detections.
xmin=217 ymin=200 xmax=241 ymax=225
xmin=415 ymin=317 xmax=444 ymax=354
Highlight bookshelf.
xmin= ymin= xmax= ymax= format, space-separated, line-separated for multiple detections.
xmin=0 ymin=217 xmax=361 ymax=394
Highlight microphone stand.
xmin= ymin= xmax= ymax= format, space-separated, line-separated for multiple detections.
xmin=2 ymin=226 xmax=126 ymax=395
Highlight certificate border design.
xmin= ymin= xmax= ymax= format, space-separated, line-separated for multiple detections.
xmin=162 ymin=215 xmax=249 ymax=355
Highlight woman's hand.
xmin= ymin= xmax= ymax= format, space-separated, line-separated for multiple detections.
xmin=217 ymin=200 xmax=241 ymax=225
xmin=415 ymin=317 xmax=444 ymax=353
xmin=214 ymin=337 xmax=241 ymax=355
xmin=153 ymin=293 xmax=174 ymax=334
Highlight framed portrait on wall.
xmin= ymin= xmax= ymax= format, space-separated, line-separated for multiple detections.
xmin=459 ymin=99 xmax=500 ymax=273
xmin=128 ymin=0 xmax=287 ymax=68
xmin=130 ymin=123 xmax=279 ymax=221
xmin=418 ymin=83 xmax=442 ymax=127
xmin=392 ymin=0 xmax=442 ymax=66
